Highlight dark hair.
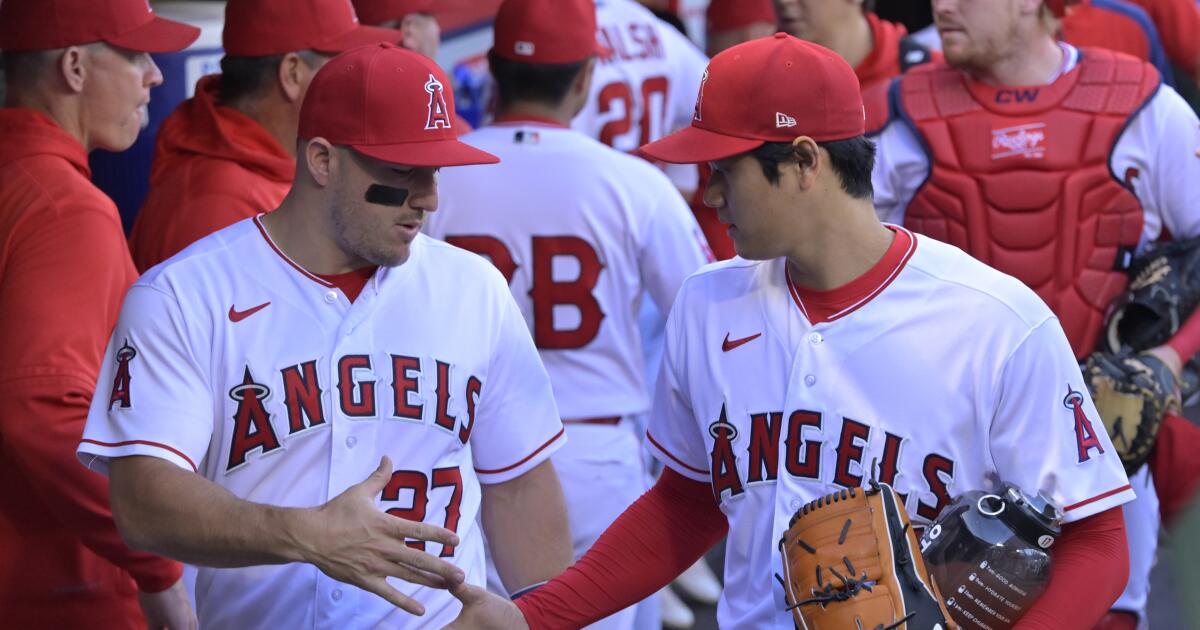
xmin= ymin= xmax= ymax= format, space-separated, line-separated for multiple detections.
xmin=488 ymin=51 xmax=588 ymax=107
xmin=2 ymin=49 xmax=59 ymax=92
xmin=218 ymin=50 xmax=324 ymax=106
xmin=750 ymin=136 xmax=875 ymax=199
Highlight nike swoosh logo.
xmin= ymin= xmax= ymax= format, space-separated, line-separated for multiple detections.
xmin=722 ymin=332 xmax=762 ymax=352
xmin=229 ymin=302 xmax=271 ymax=322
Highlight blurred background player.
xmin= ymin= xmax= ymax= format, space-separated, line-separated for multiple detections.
xmin=576 ymin=0 xmax=709 ymax=198
xmin=869 ymin=0 xmax=1200 ymax=626
xmin=353 ymin=0 xmax=440 ymax=59
xmin=127 ymin=0 xmax=400 ymax=272
xmin=0 ymin=0 xmax=198 ymax=628
xmin=772 ymin=0 xmax=935 ymax=94
xmin=703 ymin=0 xmax=776 ymax=59
xmin=425 ymin=2 xmax=711 ymax=628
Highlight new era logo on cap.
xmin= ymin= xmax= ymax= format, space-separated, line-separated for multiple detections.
xmin=515 ymin=41 xmax=536 ymax=56
xmin=775 ymin=112 xmax=796 ymax=128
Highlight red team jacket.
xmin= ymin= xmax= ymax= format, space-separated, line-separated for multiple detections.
xmin=129 ymin=74 xmax=294 ymax=272
xmin=0 ymin=108 xmax=181 ymax=629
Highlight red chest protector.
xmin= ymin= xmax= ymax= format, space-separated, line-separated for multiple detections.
xmin=895 ymin=48 xmax=1159 ymax=358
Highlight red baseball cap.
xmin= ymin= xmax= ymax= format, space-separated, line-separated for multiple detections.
xmin=638 ymin=33 xmax=865 ymax=164
xmin=707 ymin=0 xmax=777 ymax=35
xmin=492 ymin=0 xmax=601 ymax=64
xmin=0 ymin=0 xmax=200 ymax=53
xmin=299 ymin=43 xmax=499 ymax=167
xmin=223 ymin=0 xmax=401 ymax=57
xmin=351 ymin=0 xmax=434 ymax=26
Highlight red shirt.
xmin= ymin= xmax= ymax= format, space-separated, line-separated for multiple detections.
xmin=0 ymin=108 xmax=181 ymax=629
xmin=129 ymin=74 xmax=294 ymax=272
xmin=1062 ymin=2 xmax=1158 ymax=64
xmin=1126 ymin=0 xmax=1200 ymax=76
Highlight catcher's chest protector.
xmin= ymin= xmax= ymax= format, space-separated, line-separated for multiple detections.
xmin=898 ymin=49 xmax=1159 ymax=359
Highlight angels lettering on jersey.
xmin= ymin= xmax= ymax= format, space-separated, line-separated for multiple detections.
xmin=108 ymin=342 xmax=483 ymax=474
xmin=701 ymin=386 xmax=1108 ymax=526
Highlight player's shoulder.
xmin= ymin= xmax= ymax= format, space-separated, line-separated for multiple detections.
xmin=415 ymin=233 xmax=511 ymax=290
xmin=905 ymin=232 xmax=1055 ymax=328
xmin=675 ymin=256 xmax=774 ymax=303
xmin=136 ymin=218 xmax=263 ymax=290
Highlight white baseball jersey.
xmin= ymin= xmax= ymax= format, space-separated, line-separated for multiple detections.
xmin=646 ymin=229 xmax=1135 ymax=628
xmin=574 ymin=0 xmax=708 ymax=154
xmin=426 ymin=121 xmax=711 ymax=420
xmin=77 ymin=217 xmax=565 ymax=629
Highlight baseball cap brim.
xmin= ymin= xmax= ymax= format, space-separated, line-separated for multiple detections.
xmin=313 ymin=24 xmax=403 ymax=54
xmin=637 ymin=125 xmax=766 ymax=164
xmin=352 ymin=139 xmax=500 ymax=167
xmin=105 ymin=16 xmax=201 ymax=53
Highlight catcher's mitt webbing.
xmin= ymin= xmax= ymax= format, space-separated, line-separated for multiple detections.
xmin=778 ymin=483 xmax=956 ymax=630
xmin=1104 ymin=236 xmax=1200 ymax=354
xmin=1084 ymin=350 xmax=1180 ymax=474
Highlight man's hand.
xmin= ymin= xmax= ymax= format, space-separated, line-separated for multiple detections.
xmin=1146 ymin=344 xmax=1184 ymax=378
xmin=137 ymin=577 xmax=197 ymax=630
xmin=295 ymin=456 xmax=466 ymax=616
xmin=442 ymin=582 xmax=530 ymax=630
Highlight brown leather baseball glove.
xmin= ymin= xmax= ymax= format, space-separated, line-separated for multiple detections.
xmin=778 ymin=482 xmax=957 ymax=630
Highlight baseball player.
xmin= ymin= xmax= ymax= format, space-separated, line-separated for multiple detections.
xmin=574 ymin=0 xmax=708 ymax=194
xmin=424 ymin=0 xmax=710 ymax=627
xmin=773 ymin=0 xmax=937 ymax=93
xmin=445 ymin=34 xmax=1135 ymax=630
xmin=868 ymin=0 xmax=1200 ymax=625
xmin=129 ymin=0 xmax=402 ymax=272
xmin=0 ymin=1 xmax=199 ymax=628
xmin=352 ymin=0 xmax=439 ymax=59
xmin=78 ymin=44 xmax=573 ymax=629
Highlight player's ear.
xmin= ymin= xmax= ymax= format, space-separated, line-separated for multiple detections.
xmin=278 ymin=51 xmax=308 ymax=103
xmin=574 ymin=57 xmax=598 ymax=99
xmin=57 ymin=45 xmax=88 ymax=94
xmin=789 ymin=136 xmax=822 ymax=191
xmin=303 ymin=138 xmax=334 ymax=187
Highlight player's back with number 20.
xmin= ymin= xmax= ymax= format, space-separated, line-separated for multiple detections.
xmin=572 ymin=0 xmax=709 ymax=153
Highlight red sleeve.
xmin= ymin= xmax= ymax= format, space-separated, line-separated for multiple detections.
xmin=1149 ymin=413 xmax=1200 ymax=527
xmin=1013 ymin=507 xmax=1129 ymax=630
xmin=0 ymin=201 xmax=181 ymax=592
xmin=515 ymin=468 xmax=727 ymax=630
xmin=1165 ymin=305 xmax=1200 ymax=363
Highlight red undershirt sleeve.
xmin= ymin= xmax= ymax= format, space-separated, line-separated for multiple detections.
xmin=1165 ymin=306 xmax=1200 ymax=362
xmin=1014 ymin=506 xmax=1129 ymax=630
xmin=514 ymin=468 xmax=728 ymax=630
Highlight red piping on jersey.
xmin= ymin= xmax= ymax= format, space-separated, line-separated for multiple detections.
xmin=1063 ymin=483 xmax=1133 ymax=512
xmin=80 ymin=438 xmax=198 ymax=472
xmin=474 ymin=428 xmax=566 ymax=475
xmin=646 ymin=431 xmax=708 ymax=476
xmin=490 ymin=115 xmax=570 ymax=129
xmin=253 ymin=214 xmax=334 ymax=288
xmin=786 ymin=226 xmax=917 ymax=325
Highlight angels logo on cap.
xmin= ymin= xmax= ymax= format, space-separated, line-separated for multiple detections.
xmin=425 ymin=74 xmax=453 ymax=130
xmin=694 ymin=68 xmax=709 ymax=122
xmin=298 ymin=43 xmax=498 ymax=167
